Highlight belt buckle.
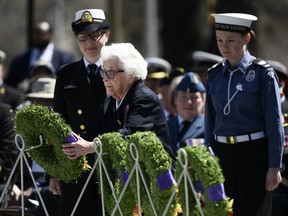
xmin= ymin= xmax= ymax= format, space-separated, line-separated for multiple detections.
xmin=226 ymin=136 xmax=236 ymax=144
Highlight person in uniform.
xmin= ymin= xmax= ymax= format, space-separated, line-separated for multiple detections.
xmin=206 ymin=13 xmax=284 ymax=216
xmin=266 ymin=60 xmax=288 ymax=216
xmin=0 ymin=50 xmax=24 ymax=110
xmin=190 ymin=50 xmax=223 ymax=86
xmin=144 ymin=57 xmax=176 ymax=119
xmin=167 ymin=72 xmax=206 ymax=156
xmin=144 ymin=57 xmax=171 ymax=94
xmin=266 ymin=60 xmax=288 ymax=115
xmin=0 ymin=102 xmax=19 ymax=206
xmin=159 ymin=67 xmax=186 ymax=119
xmin=50 ymin=9 xmax=110 ymax=216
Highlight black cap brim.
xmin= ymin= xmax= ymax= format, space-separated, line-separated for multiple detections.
xmin=72 ymin=19 xmax=109 ymax=34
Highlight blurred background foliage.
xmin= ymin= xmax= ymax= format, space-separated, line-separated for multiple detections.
xmin=1 ymin=0 xmax=288 ymax=72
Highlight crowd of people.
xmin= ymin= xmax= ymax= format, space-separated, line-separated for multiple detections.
xmin=0 ymin=7 xmax=287 ymax=216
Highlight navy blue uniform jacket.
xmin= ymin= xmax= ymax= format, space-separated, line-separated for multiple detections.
xmin=167 ymin=114 xmax=205 ymax=155
xmin=53 ymin=59 xmax=106 ymax=216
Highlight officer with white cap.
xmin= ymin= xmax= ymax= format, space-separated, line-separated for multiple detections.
xmin=51 ymin=8 xmax=110 ymax=216
xmin=206 ymin=13 xmax=284 ymax=215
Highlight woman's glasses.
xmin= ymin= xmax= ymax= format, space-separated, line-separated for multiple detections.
xmin=100 ymin=68 xmax=124 ymax=79
xmin=76 ymin=31 xmax=106 ymax=42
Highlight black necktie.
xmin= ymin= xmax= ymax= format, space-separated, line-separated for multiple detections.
xmin=179 ymin=120 xmax=191 ymax=139
xmin=88 ymin=64 xmax=97 ymax=81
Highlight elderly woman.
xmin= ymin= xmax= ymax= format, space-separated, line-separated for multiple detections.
xmin=62 ymin=43 xmax=175 ymax=160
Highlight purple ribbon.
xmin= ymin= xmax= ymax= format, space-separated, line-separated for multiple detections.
xmin=207 ymin=183 xmax=226 ymax=202
xmin=113 ymin=169 xmax=119 ymax=180
xmin=196 ymin=179 xmax=204 ymax=194
xmin=67 ymin=133 xmax=77 ymax=143
xmin=121 ymin=170 xmax=129 ymax=185
xmin=157 ymin=169 xmax=176 ymax=191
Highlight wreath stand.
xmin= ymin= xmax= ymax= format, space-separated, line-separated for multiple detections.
xmin=0 ymin=134 xmax=49 ymax=216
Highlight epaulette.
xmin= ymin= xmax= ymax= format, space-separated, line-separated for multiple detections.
xmin=252 ymin=58 xmax=271 ymax=68
xmin=252 ymin=58 xmax=278 ymax=81
xmin=208 ymin=61 xmax=222 ymax=73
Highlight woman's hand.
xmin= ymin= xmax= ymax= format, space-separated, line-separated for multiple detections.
xmin=62 ymin=132 xmax=95 ymax=159
xmin=49 ymin=178 xmax=61 ymax=195
xmin=265 ymin=167 xmax=282 ymax=191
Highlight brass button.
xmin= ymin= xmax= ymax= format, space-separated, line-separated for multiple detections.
xmin=78 ymin=109 xmax=82 ymax=115
xmin=80 ymin=125 xmax=85 ymax=130
xmin=0 ymin=87 xmax=5 ymax=94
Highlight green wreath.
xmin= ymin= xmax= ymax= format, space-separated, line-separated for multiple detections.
xmin=175 ymin=145 xmax=232 ymax=216
xmin=96 ymin=132 xmax=136 ymax=216
xmin=126 ymin=131 xmax=180 ymax=216
xmin=97 ymin=131 xmax=180 ymax=216
xmin=15 ymin=105 xmax=89 ymax=181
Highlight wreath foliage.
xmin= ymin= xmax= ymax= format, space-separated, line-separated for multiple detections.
xmin=175 ymin=145 xmax=231 ymax=216
xmin=97 ymin=131 xmax=180 ymax=215
xmin=15 ymin=105 xmax=89 ymax=181
xmin=126 ymin=131 xmax=179 ymax=216
xmin=96 ymin=132 xmax=135 ymax=216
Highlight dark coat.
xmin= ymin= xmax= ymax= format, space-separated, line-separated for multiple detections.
xmin=0 ymin=84 xmax=24 ymax=110
xmin=5 ymin=48 xmax=76 ymax=88
xmin=53 ymin=59 xmax=107 ymax=216
xmin=0 ymin=103 xmax=18 ymax=184
xmin=167 ymin=114 xmax=205 ymax=156
xmin=53 ymin=59 xmax=106 ymax=134
xmin=85 ymin=79 xmax=175 ymax=160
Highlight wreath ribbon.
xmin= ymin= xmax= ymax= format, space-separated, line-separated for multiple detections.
xmin=157 ymin=169 xmax=175 ymax=191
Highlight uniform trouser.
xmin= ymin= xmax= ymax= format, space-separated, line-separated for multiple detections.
xmin=60 ymin=171 xmax=103 ymax=216
xmin=212 ymin=138 xmax=270 ymax=216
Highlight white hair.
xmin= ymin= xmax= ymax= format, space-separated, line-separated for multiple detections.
xmin=100 ymin=43 xmax=148 ymax=80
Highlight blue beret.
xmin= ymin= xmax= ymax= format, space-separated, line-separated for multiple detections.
xmin=176 ymin=72 xmax=206 ymax=92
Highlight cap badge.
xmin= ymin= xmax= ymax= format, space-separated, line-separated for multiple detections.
xmin=246 ymin=70 xmax=255 ymax=82
xmin=81 ymin=11 xmax=93 ymax=23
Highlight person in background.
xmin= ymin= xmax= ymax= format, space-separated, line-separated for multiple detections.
xmin=167 ymin=72 xmax=206 ymax=156
xmin=25 ymin=77 xmax=60 ymax=216
xmin=190 ymin=50 xmax=223 ymax=86
xmin=266 ymin=60 xmax=288 ymax=216
xmin=18 ymin=59 xmax=56 ymax=94
xmin=0 ymin=102 xmax=19 ymax=207
xmin=50 ymin=8 xmax=110 ymax=216
xmin=26 ymin=77 xmax=56 ymax=107
xmin=159 ymin=67 xmax=186 ymax=119
xmin=144 ymin=57 xmax=171 ymax=94
xmin=206 ymin=13 xmax=284 ymax=215
xmin=62 ymin=42 xmax=175 ymax=165
xmin=167 ymin=75 xmax=185 ymax=114
xmin=266 ymin=60 xmax=288 ymax=115
xmin=0 ymin=50 xmax=24 ymax=110
xmin=5 ymin=21 xmax=75 ymax=89
xmin=15 ymin=60 xmax=55 ymax=110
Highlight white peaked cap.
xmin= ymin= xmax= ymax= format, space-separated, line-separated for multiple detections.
xmin=211 ymin=13 xmax=258 ymax=32
xmin=72 ymin=9 xmax=109 ymax=33
xmin=74 ymin=9 xmax=106 ymax=21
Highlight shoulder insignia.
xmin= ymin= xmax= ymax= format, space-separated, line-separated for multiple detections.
xmin=252 ymin=58 xmax=271 ymax=68
xmin=208 ymin=61 xmax=222 ymax=73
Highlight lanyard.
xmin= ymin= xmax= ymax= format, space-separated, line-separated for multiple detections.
xmin=223 ymin=69 xmax=243 ymax=115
